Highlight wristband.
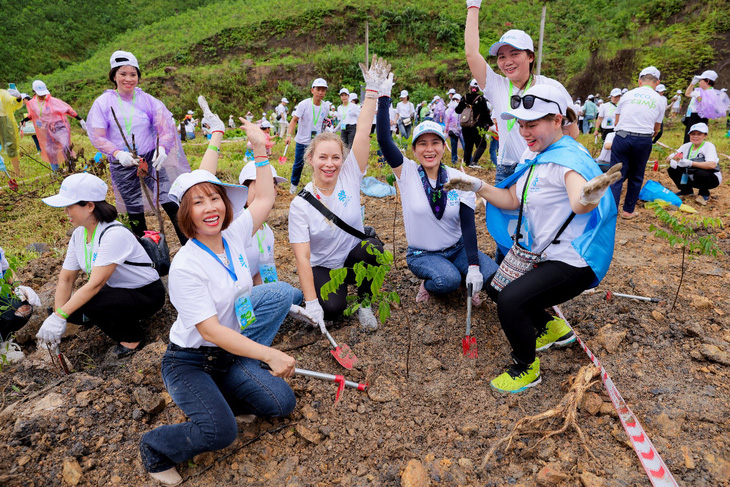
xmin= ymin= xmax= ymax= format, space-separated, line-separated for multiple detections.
xmin=56 ymin=308 xmax=69 ymax=319
xmin=255 ymin=159 xmax=270 ymax=167
xmin=212 ymin=130 xmax=224 ymax=135
xmin=207 ymin=145 xmax=219 ymax=153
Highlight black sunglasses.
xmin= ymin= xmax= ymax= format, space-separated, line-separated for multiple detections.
xmin=510 ymin=94 xmax=563 ymax=115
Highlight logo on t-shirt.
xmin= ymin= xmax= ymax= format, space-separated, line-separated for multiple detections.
xmin=447 ymin=190 xmax=459 ymax=205
xmin=338 ymin=190 xmax=351 ymax=208
xmin=238 ymin=254 xmax=248 ymax=269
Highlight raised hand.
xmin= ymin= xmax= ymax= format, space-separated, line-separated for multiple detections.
xmin=579 ymin=163 xmax=622 ymax=206
xmin=359 ymin=55 xmax=392 ymax=94
xmin=198 ymin=95 xmax=225 ymax=133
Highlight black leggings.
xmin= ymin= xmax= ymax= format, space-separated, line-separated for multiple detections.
xmin=67 ymin=279 xmax=166 ymax=343
xmin=312 ymin=237 xmax=384 ymax=319
xmin=485 ymin=261 xmax=595 ymax=366
xmin=667 ymin=166 xmax=720 ymax=197
xmin=462 ymin=126 xmax=487 ymax=166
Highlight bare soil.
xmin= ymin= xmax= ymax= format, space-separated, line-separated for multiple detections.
xmin=1 ymin=166 xmax=729 ymax=487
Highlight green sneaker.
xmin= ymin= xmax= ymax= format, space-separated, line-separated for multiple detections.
xmin=535 ymin=316 xmax=576 ymax=351
xmin=490 ymin=357 xmax=541 ymax=393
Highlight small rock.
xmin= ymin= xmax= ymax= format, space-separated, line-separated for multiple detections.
xmin=295 ymin=424 xmax=323 ymax=444
xmin=704 ymin=453 xmax=730 ymax=480
xmin=17 ymin=455 xmax=31 ymax=466
xmin=683 ymin=321 xmax=703 ymax=337
xmin=700 ymin=345 xmax=730 ymax=366
xmin=368 ymin=378 xmax=399 ymax=403
xmin=401 ymin=459 xmax=429 ymax=487
xmin=597 ymin=325 xmax=626 ymax=354
xmin=537 ymin=464 xmax=568 ymax=486
xmin=680 ymin=446 xmax=695 ymax=469
xmin=651 ymin=310 xmax=665 ymax=322
xmin=457 ymin=458 xmax=473 ymax=469
xmin=691 ymin=295 xmax=713 ymax=310
xmin=456 ymin=423 xmax=479 ymax=436
xmin=133 ymin=388 xmax=166 ymax=414
xmin=579 ymin=471 xmax=606 ymax=487
xmin=598 ymin=403 xmax=617 ymax=417
xmin=357 ymin=403 xmax=367 ymax=414
xmin=580 ymin=392 xmax=603 ymax=416
xmin=654 ymin=412 xmax=684 ymax=438
xmin=62 ymin=458 xmax=83 ymax=485
xmin=131 ymin=408 xmax=145 ymax=421
xmin=536 ymin=437 xmax=556 ymax=461
xmin=300 ymin=404 xmax=317 ymax=421
xmin=67 ymin=408 xmax=77 ymax=417
xmin=75 ymin=390 xmax=94 ymax=407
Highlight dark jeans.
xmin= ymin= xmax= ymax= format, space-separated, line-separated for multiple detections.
xmin=485 ymin=261 xmax=595 ymax=365
xmin=448 ymin=134 xmax=460 ymax=164
xmin=599 ymin=128 xmax=614 ymax=141
xmin=609 ymin=133 xmax=653 ymax=213
xmin=312 ymin=237 xmax=384 ymax=319
xmin=341 ymin=125 xmax=356 ymax=148
xmin=290 ymin=142 xmax=308 ymax=187
xmin=30 ymin=134 xmax=41 ymax=152
xmin=667 ymin=166 xmax=720 ymax=197
xmin=67 ymin=279 xmax=165 ymax=343
xmin=462 ymin=126 xmax=487 ymax=166
xmin=489 ymin=137 xmax=498 ymax=166
xmin=0 ymin=297 xmax=31 ymax=340
xmin=683 ymin=113 xmax=708 ymax=144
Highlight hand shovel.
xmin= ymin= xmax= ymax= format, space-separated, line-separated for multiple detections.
xmin=323 ymin=327 xmax=358 ymax=369
xmin=260 ymin=362 xmax=367 ymax=403
xmin=278 ymin=143 xmax=289 ymax=165
xmin=462 ymin=283 xmax=478 ymax=358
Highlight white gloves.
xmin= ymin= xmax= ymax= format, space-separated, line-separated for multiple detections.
xmin=692 ymin=76 xmax=700 ymax=85
xmin=443 ymin=173 xmax=484 ymax=193
xmin=466 ymin=0 xmax=483 ymax=7
xmin=379 ymin=73 xmax=395 ymax=99
xmin=152 ymin=146 xmax=167 ymax=170
xmin=7 ymin=88 xmax=21 ymax=98
xmin=115 ymin=151 xmax=137 ymax=167
xmin=287 ymin=304 xmax=316 ymax=326
xmin=15 ymin=286 xmax=41 ymax=307
xmin=466 ymin=265 xmax=484 ymax=294
xmin=36 ymin=313 xmax=67 ymax=346
xmin=359 ymin=54 xmax=392 ymax=95
xmin=198 ymin=95 xmax=226 ymax=133
xmin=669 ymin=159 xmax=678 ymax=169
xmin=579 ymin=164 xmax=623 ymax=206
xmin=305 ymin=299 xmax=326 ymax=335
xmin=79 ymin=119 xmax=87 ymax=131
xmin=677 ymin=158 xmax=693 ymax=168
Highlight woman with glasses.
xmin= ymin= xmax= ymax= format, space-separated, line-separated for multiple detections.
xmin=446 ymin=85 xmax=618 ymax=393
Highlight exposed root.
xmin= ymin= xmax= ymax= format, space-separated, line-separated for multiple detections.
xmin=480 ymin=364 xmax=601 ymax=469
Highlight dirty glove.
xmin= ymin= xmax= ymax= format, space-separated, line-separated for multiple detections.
xmin=466 ymin=265 xmax=484 ymax=295
xmin=379 ymin=73 xmax=395 ymax=99
xmin=15 ymin=286 xmax=41 ymax=307
xmin=305 ymin=299 xmax=326 ymax=335
xmin=152 ymin=146 xmax=167 ymax=170
xmin=197 ymin=95 xmax=226 ymax=133
xmin=443 ymin=173 xmax=485 ymax=193
xmin=359 ymin=54 xmax=391 ymax=95
xmin=7 ymin=88 xmax=20 ymax=98
xmin=115 ymin=150 xmax=137 ymax=167
xmin=677 ymin=158 xmax=692 ymax=168
xmin=288 ymin=304 xmax=316 ymax=326
xmin=579 ymin=163 xmax=623 ymax=206
xmin=466 ymin=0 xmax=483 ymax=7
xmin=79 ymin=119 xmax=87 ymax=131
xmin=37 ymin=313 xmax=66 ymax=346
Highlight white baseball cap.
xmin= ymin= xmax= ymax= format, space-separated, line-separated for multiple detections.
xmin=639 ymin=66 xmax=661 ymax=79
xmin=349 ymin=93 xmax=358 ymax=102
xmin=689 ymin=122 xmax=709 ymax=134
xmin=400 ymin=90 xmax=409 ymax=98
xmin=676 ymin=89 xmax=682 ymax=94
xmin=489 ymin=29 xmax=534 ymax=56
xmin=238 ymin=161 xmax=287 ymax=185
xmin=411 ymin=121 xmax=446 ymax=147
xmin=501 ymin=84 xmax=566 ymax=122
xmin=260 ymin=120 xmax=272 ymax=129
xmin=281 ymin=97 xmax=289 ymax=103
xmin=587 ymin=94 xmax=594 ymax=100
xmin=699 ymin=70 xmax=718 ymax=81
xmin=187 ymin=110 xmax=194 ymax=115
xmin=447 ymin=88 xmax=456 ymax=95
xmin=469 ymin=79 xmax=479 ymax=88
xmin=453 ymin=94 xmax=462 ymax=101
xmin=621 ymin=88 xmax=628 ymax=94
xmin=169 ymin=170 xmax=248 ymax=215
xmin=32 ymin=80 xmax=50 ymax=96
xmin=339 ymin=88 xmax=350 ymax=95
xmin=610 ymin=88 xmax=622 ymax=97
xmin=656 ymin=84 xmax=667 ymax=92
xmin=109 ymin=50 xmax=139 ymax=70
xmin=42 ymin=173 xmax=108 ymax=207
xmin=432 ymin=95 xmax=441 ymax=101
xmin=311 ymin=78 xmax=328 ymax=89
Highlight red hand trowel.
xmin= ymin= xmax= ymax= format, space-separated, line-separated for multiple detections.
xmin=278 ymin=143 xmax=290 ymax=165
xmin=462 ymin=284 xmax=477 ymax=358
xmin=323 ymin=327 xmax=358 ymax=369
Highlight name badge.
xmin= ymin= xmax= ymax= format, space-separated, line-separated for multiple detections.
xmin=259 ymin=264 xmax=278 ymax=284
xmin=234 ymin=288 xmax=256 ymax=332
xmin=36 ymin=121 xmax=42 ymax=128
xmin=310 ymin=130 xmax=318 ymax=140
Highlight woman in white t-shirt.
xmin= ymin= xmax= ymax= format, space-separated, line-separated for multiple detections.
xmin=395 ymin=90 xmax=416 ymax=139
xmin=289 ymin=56 xmax=391 ymax=333
xmin=666 ymin=122 xmax=721 ymax=206
xmin=139 ymin=116 xmax=302 ymax=486
xmin=376 ymin=75 xmax=499 ymax=306
xmin=36 ymin=173 xmax=165 ymax=358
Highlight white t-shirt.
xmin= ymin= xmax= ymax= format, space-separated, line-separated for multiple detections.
xmin=288 ymin=151 xmax=365 ymax=268
xmin=245 ymin=224 xmax=275 ymax=278
xmin=597 ymin=102 xmax=618 ymax=129
xmin=275 ymin=103 xmax=288 ymax=121
xmin=395 ymin=101 xmax=415 ymax=120
xmin=480 ymin=65 xmax=574 ymax=167
xmin=0 ymin=246 xmax=8 ymax=277
xmin=62 ymin=221 xmax=159 ymax=288
xmin=614 ymin=86 xmax=666 ymax=134
xmin=672 ymin=141 xmax=722 ymax=184
xmin=337 ymin=103 xmax=360 ymax=128
xmin=515 ymin=163 xmax=589 ymax=268
xmin=596 ymin=132 xmax=615 ymax=163
xmin=168 ymin=211 xmax=255 ymax=348
xmin=293 ymin=98 xmax=332 ymax=145
xmin=671 ymin=95 xmax=681 ymax=109
xmin=396 ymin=158 xmax=476 ymax=251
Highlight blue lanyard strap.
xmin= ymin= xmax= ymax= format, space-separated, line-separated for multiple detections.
xmin=192 ymin=238 xmax=238 ymax=282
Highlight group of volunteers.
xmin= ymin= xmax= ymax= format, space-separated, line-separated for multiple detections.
xmin=0 ymin=1 xmax=721 ymax=485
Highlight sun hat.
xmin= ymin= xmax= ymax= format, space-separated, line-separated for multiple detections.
xmin=500 ymin=84 xmax=566 ymax=122
xmin=488 ymin=29 xmax=535 ymax=56
xmin=610 ymin=88 xmax=622 ymax=97
xmin=688 ymin=122 xmax=709 ymax=134
xmin=339 ymin=88 xmax=350 ymax=95
xmin=32 ymin=80 xmax=50 ymax=96
xmin=656 ymin=84 xmax=667 ymax=92
xmin=400 ymin=90 xmax=409 ymax=98
xmin=109 ymin=50 xmax=139 ymax=70
xmin=639 ymin=66 xmax=661 ymax=79
xmin=311 ymin=78 xmax=328 ymax=89
xmin=169 ymin=170 xmax=248 ymax=215
xmin=699 ymin=70 xmax=718 ymax=81
xmin=42 ymin=173 xmax=108 ymax=207
xmin=411 ymin=121 xmax=446 ymax=147
xmin=238 ymin=161 xmax=287 ymax=185
xmin=281 ymin=97 xmax=289 ymax=103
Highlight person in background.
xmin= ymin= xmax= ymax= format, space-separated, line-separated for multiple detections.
xmin=20 ymin=104 xmax=42 ymax=154
xmin=395 ymin=90 xmax=416 ymax=140
xmin=653 ymin=84 xmax=668 ymax=144
xmin=456 ymin=79 xmax=491 ymax=168
xmin=228 ymin=115 xmax=235 ymax=129
xmin=337 ymin=89 xmax=356 ymax=147
xmin=275 ymin=98 xmax=289 ymax=138
xmin=683 ymin=70 xmax=717 ymax=144
xmin=0 ymin=86 xmax=23 ymax=176
xmin=581 ymin=95 xmax=598 ymax=134
xmin=666 ymin=122 xmax=720 ymax=206
xmin=594 ymin=88 xmax=621 ymax=142
xmin=444 ymin=94 xmax=463 ymax=166
xmin=0 ymin=246 xmax=41 ymax=351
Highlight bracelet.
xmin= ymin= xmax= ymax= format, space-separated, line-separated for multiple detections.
xmin=207 ymin=145 xmax=219 ymax=153
xmin=255 ymin=159 xmax=270 ymax=167
xmin=56 ymin=308 xmax=69 ymax=319
xmin=212 ymin=130 xmax=224 ymax=135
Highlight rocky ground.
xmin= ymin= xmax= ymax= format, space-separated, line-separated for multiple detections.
xmin=1 ymin=167 xmax=729 ymax=487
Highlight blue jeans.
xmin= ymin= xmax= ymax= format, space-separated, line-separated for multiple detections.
xmin=582 ymin=116 xmax=595 ymax=134
xmin=406 ymin=239 xmax=498 ymax=295
xmin=397 ymin=120 xmax=412 ymax=139
xmin=609 ymin=133 xmax=653 ymax=213
xmin=290 ymin=142 xmax=309 ymax=187
xmin=139 ymin=282 xmax=298 ymax=473
xmin=489 ymin=138 xmax=498 ymax=166
xmin=495 ymin=163 xmax=517 ymax=185
xmin=449 ymin=134 xmax=459 ymax=164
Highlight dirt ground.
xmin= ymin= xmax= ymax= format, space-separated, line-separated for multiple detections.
xmin=1 ymin=166 xmax=729 ymax=487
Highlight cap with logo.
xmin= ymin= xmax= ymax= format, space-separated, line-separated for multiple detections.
xmin=169 ymin=170 xmax=248 ymax=216
xmin=610 ymin=88 xmax=622 ymax=97
xmin=311 ymin=78 xmax=328 ymax=89
xmin=411 ymin=121 xmax=446 ymax=147
xmin=32 ymin=80 xmax=50 ymax=96
xmin=42 ymin=173 xmax=109 ymax=207
xmin=688 ymin=122 xmax=709 ymax=134
xmin=489 ymin=29 xmax=535 ymax=56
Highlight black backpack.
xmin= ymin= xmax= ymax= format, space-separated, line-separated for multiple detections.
xmin=99 ymin=223 xmax=171 ymax=277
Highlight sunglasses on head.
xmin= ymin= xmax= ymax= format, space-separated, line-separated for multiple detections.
xmin=510 ymin=94 xmax=563 ymax=114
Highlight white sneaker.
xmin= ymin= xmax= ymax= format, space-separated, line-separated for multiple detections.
xmin=1 ymin=341 xmax=25 ymax=365
xmin=358 ymin=307 xmax=378 ymax=331
xmin=148 ymin=467 xmax=182 ymax=486
xmin=289 ymin=184 xmax=298 ymax=195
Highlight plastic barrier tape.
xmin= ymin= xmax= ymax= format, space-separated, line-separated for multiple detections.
xmin=553 ymin=306 xmax=678 ymax=487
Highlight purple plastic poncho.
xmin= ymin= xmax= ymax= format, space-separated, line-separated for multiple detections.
xmin=444 ymin=106 xmax=461 ymax=137
xmin=694 ymin=87 xmax=730 ymax=120
xmin=87 ymin=88 xmax=190 ymax=212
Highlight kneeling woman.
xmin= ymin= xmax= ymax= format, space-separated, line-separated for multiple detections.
xmin=37 ymin=173 xmax=165 ymax=357
xmin=450 ymin=85 xmax=618 ymax=393
xmin=139 ymin=121 xmax=298 ymax=486
xmin=666 ymin=122 xmax=721 ymax=206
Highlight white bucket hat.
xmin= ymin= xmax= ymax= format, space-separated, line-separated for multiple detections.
xmin=238 ymin=161 xmax=287 ymax=185
xmin=110 ymin=50 xmax=139 ymax=70
xmin=411 ymin=121 xmax=446 ymax=148
xmin=489 ymin=29 xmax=535 ymax=56
xmin=169 ymin=170 xmax=248 ymax=215
xmin=501 ymin=84 xmax=566 ymax=122
xmin=42 ymin=173 xmax=108 ymax=207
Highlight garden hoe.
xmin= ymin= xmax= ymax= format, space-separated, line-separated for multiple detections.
xmin=260 ymin=362 xmax=367 ymax=404
xmin=462 ymin=284 xmax=477 ymax=358
xmin=278 ymin=143 xmax=289 ymax=165
xmin=323 ymin=327 xmax=358 ymax=370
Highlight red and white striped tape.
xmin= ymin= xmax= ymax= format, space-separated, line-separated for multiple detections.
xmin=553 ymin=306 xmax=678 ymax=487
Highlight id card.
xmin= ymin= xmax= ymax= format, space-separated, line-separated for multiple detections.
xmin=680 ymin=172 xmax=689 ymax=185
xmin=311 ymin=130 xmax=318 ymax=140
xmin=36 ymin=121 xmax=42 ymax=128
xmin=259 ymin=264 xmax=278 ymax=284
xmin=234 ymin=289 xmax=256 ymax=331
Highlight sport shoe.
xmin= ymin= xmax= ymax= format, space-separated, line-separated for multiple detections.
xmin=535 ymin=317 xmax=576 ymax=351
xmin=358 ymin=306 xmax=378 ymax=331
xmin=675 ymin=189 xmax=694 ymax=196
xmin=289 ymin=184 xmax=298 ymax=195
xmin=490 ymin=357 xmax=541 ymax=393
xmin=416 ymin=281 xmax=430 ymax=303
xmin=148 ymin=467 xmax=182 ymax=486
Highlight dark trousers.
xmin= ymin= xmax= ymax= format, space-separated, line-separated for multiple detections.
xmin=462 ymin=126 xmax=487 ymax=166
xmin=0 ymin=297 xmax=31 ymax=340
xmin=683 ymin=113 xmax=708 ymax=144
xmin=67 ymin=279 xmax=166 ymax=343
xmin=312 ymin=237 xmax=384 ymax=319
xmin=609 ymin=133 xmax=653 ymax=213
xmin=599 ymin=128 xmax=614 ymax=141
xmin=667 ymin=167 xmax=720 ymax=197
xmin=30 ymin=134 xmax=41 ymax=153
xmin=485 ymin=261 xmax=595 ymax=365
xmin=652 ymin=122 xmax=664 ymax=144
xmin=341 ymin=125 xmax=356 ymax=148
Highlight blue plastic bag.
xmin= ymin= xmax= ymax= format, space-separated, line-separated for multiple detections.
xmin=360 ymin=176 xmax=396 ymax=197
xmin=638 ymin=180 xmax=682 ymax=206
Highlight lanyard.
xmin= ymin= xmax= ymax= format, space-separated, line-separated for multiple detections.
xmin=116 ymin=91 xmax=137 ymax=137
xmin=311 ymin=99 xmax=324 ymax=128
xmin=256 ymin=224 xmax=267 ymax=254
xmin=521 ymin=165 xmax=537 ymax=204
xmin=606 ymin=103 xmax=617 ymax=118
xmin=688 ymin=141 xmax=704 ymax=160
xmin=507 ymin=76 xmax=533 ymax=133
xmin=192 ymin=237 xmax=238 ymax=282
xmin=38 ymin=99 xmax=46 ymax=119
xmin=339 ymin=103 xmax=349 ymax=121
xmin=83 ymin=225 xmax=98 ymax=274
